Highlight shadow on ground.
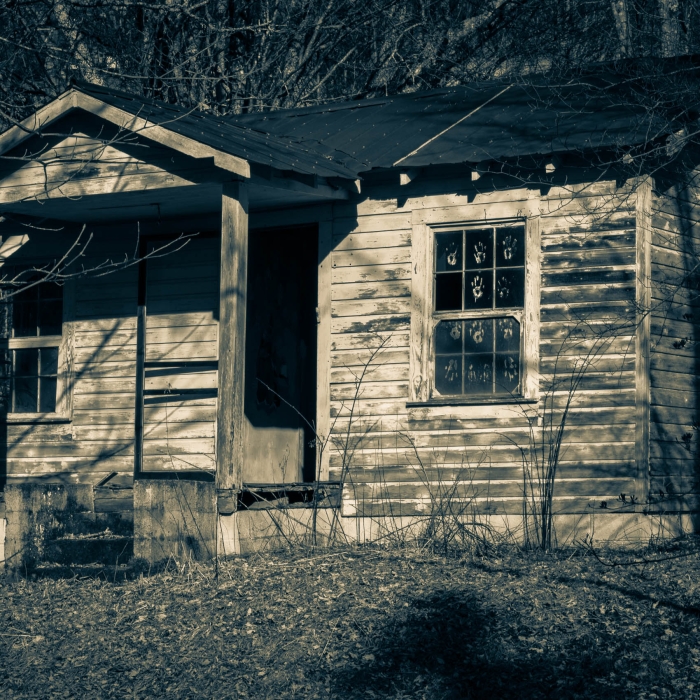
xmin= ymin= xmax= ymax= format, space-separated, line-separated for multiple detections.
xmin=331 ymin=588 xmax=633 ymax=700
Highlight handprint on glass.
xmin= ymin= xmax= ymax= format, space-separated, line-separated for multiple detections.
xmin=465 ymin=356 xmax=493 ymax=393
xmin=496 ymin=317 xmax=520 ymax=351
xmin=435 ymin=232 xmax=463 ymax=271
xmin=495 ymin=269 xmax=524 ymax=308
xmin=465 ymin=229 xmax=493 ymax=268
xmin=464 ymin=319 xmax=493 ymax=352
xmin=434 ymin=355 xmax=462 ymax=395
xmin=497 ymin=226 xmax=525 ymax=267
xmin=496 ymin=354 xmax=519 ymax=393
xmin=432 ymin=224 xmax=525 ymax=397
xmin=435 ymin=320 xmax=462 ymax=354
xmin=465 ymin=270 xmax=492 ymax=308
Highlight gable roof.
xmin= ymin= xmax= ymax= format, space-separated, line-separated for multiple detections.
xmin=0 ymin=82 xmax=360 ymax=181
xmin=2 ymin=59 xmax=696 ymax=186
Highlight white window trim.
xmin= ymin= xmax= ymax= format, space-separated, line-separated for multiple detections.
xmin=409 ymin=200 xmax=540 ymax=406
xmin=1 ymin=278 xmax=74 ymax=423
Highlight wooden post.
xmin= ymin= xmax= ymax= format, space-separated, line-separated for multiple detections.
xmin=217 ymin=180 xmax=249 ymax=492
xmin=409 ymin=208 xmax=429 ymax=402
xmin=134 ymin=240 xmax=147 ymax=478
xmin=316 ymin=221 xmax=333 ymax=480
xmin=635 ymin=177 xmax=652 ymax=508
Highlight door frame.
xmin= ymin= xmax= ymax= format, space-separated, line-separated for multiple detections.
xmin=239 ymin=221 xmax=329 ymax=485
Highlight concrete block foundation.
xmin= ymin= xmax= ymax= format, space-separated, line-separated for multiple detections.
xmin=134 ymin=480 xmax=216 ymax=563
xmin=2 ymin=483 xmax=94 ymax=570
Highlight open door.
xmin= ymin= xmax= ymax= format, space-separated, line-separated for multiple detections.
xmin=241 ymin=226 xmax=318 ymax=485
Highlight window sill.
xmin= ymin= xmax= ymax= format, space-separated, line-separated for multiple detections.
xmin=407 ymin=397 xmax=538 ymax=408
xmin=4 ymin=413 xmax=71 ymax=424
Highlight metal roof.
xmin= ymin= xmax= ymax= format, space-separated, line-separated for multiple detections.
xmin=73 ymin=81 xmax=360 ymax=180
xmin=227 ymin=76 xmax=674 ymax=174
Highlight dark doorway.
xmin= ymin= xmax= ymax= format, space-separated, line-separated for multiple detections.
xmin=242 ymin=225 xmax=318 ymax=484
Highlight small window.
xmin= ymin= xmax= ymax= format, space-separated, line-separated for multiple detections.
xmin=10 ymin=347 xmax=59 ymax=413
xmin=0 ymin=276 xmax=64 ymax=414
xmin=432 ymin=224 xmax=525 ymax=398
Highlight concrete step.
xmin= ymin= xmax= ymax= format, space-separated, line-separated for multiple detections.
xmin=28 ymin=561 xmax=142 ymax=581
xmin=44 ymin=534 xmax=133 ymax=566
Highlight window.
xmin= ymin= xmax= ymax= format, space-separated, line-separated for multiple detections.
xmin=409 ymin=208 xmax=539 ymax=406
xmin=0 ymin=276 xmax=65 ymax=415
xmin=433 ymin=224 xmax=525 ymax=397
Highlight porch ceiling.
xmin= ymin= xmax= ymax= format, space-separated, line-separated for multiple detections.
xmin=0 ymin=178 xmax=348 ymax=224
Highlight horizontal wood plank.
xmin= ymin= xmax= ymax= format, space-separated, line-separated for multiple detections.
xmin=332 ymin=247 xmax=411 ymax=268
xmin=331 ymin=280 xmax=411 ymax=301
xmin=331 ymin=263 xmax=412 ymax=284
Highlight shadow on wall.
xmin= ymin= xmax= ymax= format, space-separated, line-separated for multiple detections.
xmin=665 ymin=185 xmax=700 ymax=530
xmin=679 ymin=190 xmax=700 ymax=532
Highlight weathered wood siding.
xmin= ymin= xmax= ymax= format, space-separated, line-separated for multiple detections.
xmin=649 ymin=183 xmax=700 ymax=512
xmin=538 ymin=187 xmax=638 ymax=515
xmin=2 ymin=230 xmax=138 ymax=484
xmin=329 ymin=179 xmax=639 ymax=517
xmin=2 ymin=228 xmax=218 ymax=485
xmin=143 ymin=237 xmax=219 ymax=472
xmin=0 ymin=113 xmax=214 ymax=205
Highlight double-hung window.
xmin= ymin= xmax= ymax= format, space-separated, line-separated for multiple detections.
xmin=433 ymin=224 xmax=525 ymax=397
xmin=0 ymin=275 xmax=65 ymax=416
xmin=410 ymin=208 xmax=539 ymax=405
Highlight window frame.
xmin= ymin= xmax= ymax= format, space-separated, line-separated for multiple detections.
xmin=409 ymin=202 xmax=540 ymax=406
xmin=0 ymin=275 xmax=74 ymax=423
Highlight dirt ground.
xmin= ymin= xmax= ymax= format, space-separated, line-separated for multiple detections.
xmin=2 ymin=540 xmax=700 ymax=699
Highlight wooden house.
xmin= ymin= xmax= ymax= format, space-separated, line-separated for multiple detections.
xmin=0 ymin=70 xmax=698 ymax=564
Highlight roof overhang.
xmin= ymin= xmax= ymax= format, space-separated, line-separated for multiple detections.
xmin=0 ymin=88 xmax=251 ymax=178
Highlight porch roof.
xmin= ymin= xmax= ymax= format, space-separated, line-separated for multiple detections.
xmin=71 ymin=81 xmax=360 ymax=180
xmin=0 ymin=81 xmax=360 ymax=182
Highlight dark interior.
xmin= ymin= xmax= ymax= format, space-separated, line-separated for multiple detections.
xmin=244 ymin=225 xmax=319 ymax=483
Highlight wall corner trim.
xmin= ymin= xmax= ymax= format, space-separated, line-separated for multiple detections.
xmin=635 ymin=176 xmax=652 ymax=507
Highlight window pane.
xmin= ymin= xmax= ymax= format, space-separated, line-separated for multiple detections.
xmin=434 ymin=355 xmax=462 ymax=395
xmin=495 ymin=268 xmax=525 ymax=308
xmin=435 ymin=273 xmax=462 ymax=311
xmin=14 ymin=377 xmax=37 ymax=412
xmin=13 ymin=301 xmax=38 ymax=337
xmin=40 ymin=347 xmax=59 ymax=376
xmin=464 ymin=355 xmax=493 ymax=394
xmin=435 ymin=320 xmax=462 ymax=354
xmin=465 ymin=270 xmax=493 ymax=309
xmin=496 ymin=317 xmax=520 ymax=352
xmin=464 ymin=319 xmax=493 ymax=352
xmin=464 ymin=229 xmax=493 ymax=270
xmin=495 ymin=354 xmax=520 ymax=394
xmin=39 ymin=377 xmax=57 ymax=412
xmin=15 ymin=348 xmax=38 ymax=377
xmin=497 ymin=226 xmax=525 ymax=267
xmin=435 ymin=232 xmax=463 ymax=272
xmin=39 ymin=300 xmax=62 ymax=336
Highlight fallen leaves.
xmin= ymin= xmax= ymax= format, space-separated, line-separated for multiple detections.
xmin=1 ymin=543 xmax=700 ymax=698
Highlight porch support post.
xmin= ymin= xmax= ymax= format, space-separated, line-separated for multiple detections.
xmin=635 ymin=176 xmax=652 ymax=509
xmin=217 ymin=180 xmax=249 ymax=493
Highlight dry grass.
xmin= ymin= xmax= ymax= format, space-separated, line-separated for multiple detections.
xmin=2 ymin=540 xmax=700 ymax=699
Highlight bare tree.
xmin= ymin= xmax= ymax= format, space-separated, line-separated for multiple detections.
xmin=1 ymin=0 xmax=695 ymax=127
